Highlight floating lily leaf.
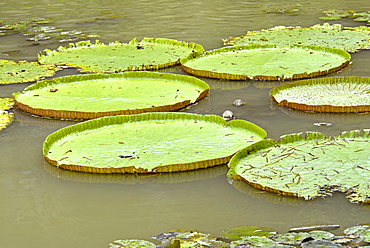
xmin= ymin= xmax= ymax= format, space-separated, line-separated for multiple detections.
xmin=43 ymin=112 xmax=266 ymax=173
xmin=320 ymin=9 xmax=370 ymax=23
xmin=108 ymin=239 xmax=156 ymax=248
xmin=270 ymin=76 xmax=370 ymax=113
xmin=0 ymin=98 xmax=14 ymax=131
xmin=301 ymin=240 xmax=344 ymax=247
xmin=0 ymin=60 xmax=57 ymax=84
xmin=344 ymin=224 xmax=370 ymax=243
xmin=230 ymin=236 xmax=281 ymax=248
xmin=227 ymin=130 xmax=370 ymax=203
xmin=180 ymin=44 xmax=350 ymax=81
xmin=223 ymin=23 xmax=370 ymax=52
xmin=221 ymin=225 xmax=277 ymax=240
xmin=13 ymin=71 xmax=209 ymax=119
xmin=38 ymin=38 xmax=204 ymax=73
xmin=272 ymin=231 xmax=334 ymax=246
xmin=152 ymin=229 xmax=227 ymax=248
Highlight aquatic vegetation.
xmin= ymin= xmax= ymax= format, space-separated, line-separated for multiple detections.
xmin=270 ymin=76 xmax=370 ymax=113
xmin=320 ymin=9 xmax=370 ymax=23
xmin=115 ymin=223 xmax=370 ymax=247
xmin=263 ymin=7 xmax=301 ymax=16
xmin=108 ymin=239 xmax=156 ymax=248
xmin=221 ymin=225 xmax=277 ymax=240
xmin=228 ymin=130 xmax=370 ymax=204
xmin=0 ymin=98 xmax=14 ymax=131
xmin=0 ymin=60 xmax=57 ymax=84
xmin=43 ymin=112 xmax=266 ymax=173
xmin=180 ymin=44 xmax=350 ymax=81
xmin=38 ymin=38 xmax=204 ymax=73
xmin=223 ymin=23 xmax=370 ymax=52
xmin=151 ymin=229 xmax=225 ymax=248
xmin=0 ymin=17 xmax=100 ymax=45
xmin=13 ymin=72 xmax=209 ymax=119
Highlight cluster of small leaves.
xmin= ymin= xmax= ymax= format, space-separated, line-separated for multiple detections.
xmin=263 ymin=7 xmax=301 ymax=16
xmin=320 ymin=9 xmax=370 ymax=22
xmin=0 ymin=17 xmax=99 ymax=46
xmin=111 ymin=224 xmax=370 ymax=247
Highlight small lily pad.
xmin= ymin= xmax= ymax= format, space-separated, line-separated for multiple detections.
xmin=180 ymin=44 xmax=350 ymax=81
xmin=13 ymin=71 xmax=209 ymax=119
xmin=152 ymin=229 xmax=227 ymax=248
xmin=223 ymin=23 xmax=370 ymax=52
xmin=227 ymin=130 xmax=370 ymax=203
xmin=0 ymin=98 xmax=14 ymax=131
xmin=221 ymin=225 xmax=277 ymax=240
xmin=270 ymin=76 xmax=370 ymax=113
xmin=38 ymin=38 xmax=204 ymax=73
xmin=0 ymin=60 xmax=57 ymax=84
xmin=43 ymin=112 xmax=266 ymax=173
xmin=108 ymin=239 xmax=156 ymax=248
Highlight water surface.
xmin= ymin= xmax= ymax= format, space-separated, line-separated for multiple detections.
xmin=1 ymin=0 xmax=370 ymax=247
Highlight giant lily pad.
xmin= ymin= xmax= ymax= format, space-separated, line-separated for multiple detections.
xmin=223 ymin=23 xmax=370 ymax=52
xmin=38 ymin=38 xmax=204 ymax=73
xmin=12 ymin=71 xmax=209 ymax=119
xmin=43 ymin=112 xmax=266 ymax=173
xmin=270 ymin=76 xmax=370 ymax=113
xmin=227 ymin=130 xmax=370 ymax=203
xmin=180 ymin=44 xmax=350 ymax=81
xmin=0 ymin=60 xmax=57 ymax=84
xmin=0 ymin=98 xmax=14 ymax=131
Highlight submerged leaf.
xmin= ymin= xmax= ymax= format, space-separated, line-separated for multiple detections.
xmin=227 ymin=130 xmax=370 ymax=203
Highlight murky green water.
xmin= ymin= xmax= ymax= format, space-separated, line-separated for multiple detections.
xmin=1 ymin=0 xmax=370 ymax=247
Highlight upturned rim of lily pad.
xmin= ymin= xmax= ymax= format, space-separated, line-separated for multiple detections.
xmin=12 ymin=71 xmax=210 ymax=119
xmin=270 ymin=76 xmax=370 ymax=113
xmin=227 ymin=130 xmax=370 ymax=204
xmin=223 ymin=23 xmax=370 ymax=52
xmin=43 ymin=112 xmax=267 ymax=174
xmin=180 ymin=44 xmax=350 ymax=81
xmin=37 ymin=38 xmax=204 ymax=73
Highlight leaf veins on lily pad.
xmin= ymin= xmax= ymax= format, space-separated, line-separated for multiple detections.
xmin=0 ymin=60 xmax=57 ymax=84
xmin=270 ymin=76 xmax=370 ymax=113
xmin=38 ymin=38 xmax=204 ymax=73
xmin=180 ymin=44 xmax=350 ymax=81
xmin=13 ymin=71 xmax=210 ymax=119
xmin=223 ymin=23 xmax=370 ymax=53
xmin=227 ymin=130 xmax=370 ymax=204
xmin=43 ymin=112 xmax=266 ymax=173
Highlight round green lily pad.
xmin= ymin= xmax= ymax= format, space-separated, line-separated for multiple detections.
xmin=270 ymin=76 xmax=370 ymax=113
xmin=43 ymin=112 xmax=266 ymax=173
xmin=0 ymin=60 xmax=57 ymax=84
xmin=227 ymin=130 xmax=370 ymax=204
xmin=223 ymin=23 xmax=370 ymax=52
xmin=38 ymin=38 xmax=204 ymax=73
xmin=180 ymin=44 xmax=350 ymax=81
xmin=13 ymin=71 xmax=209 ymax=119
